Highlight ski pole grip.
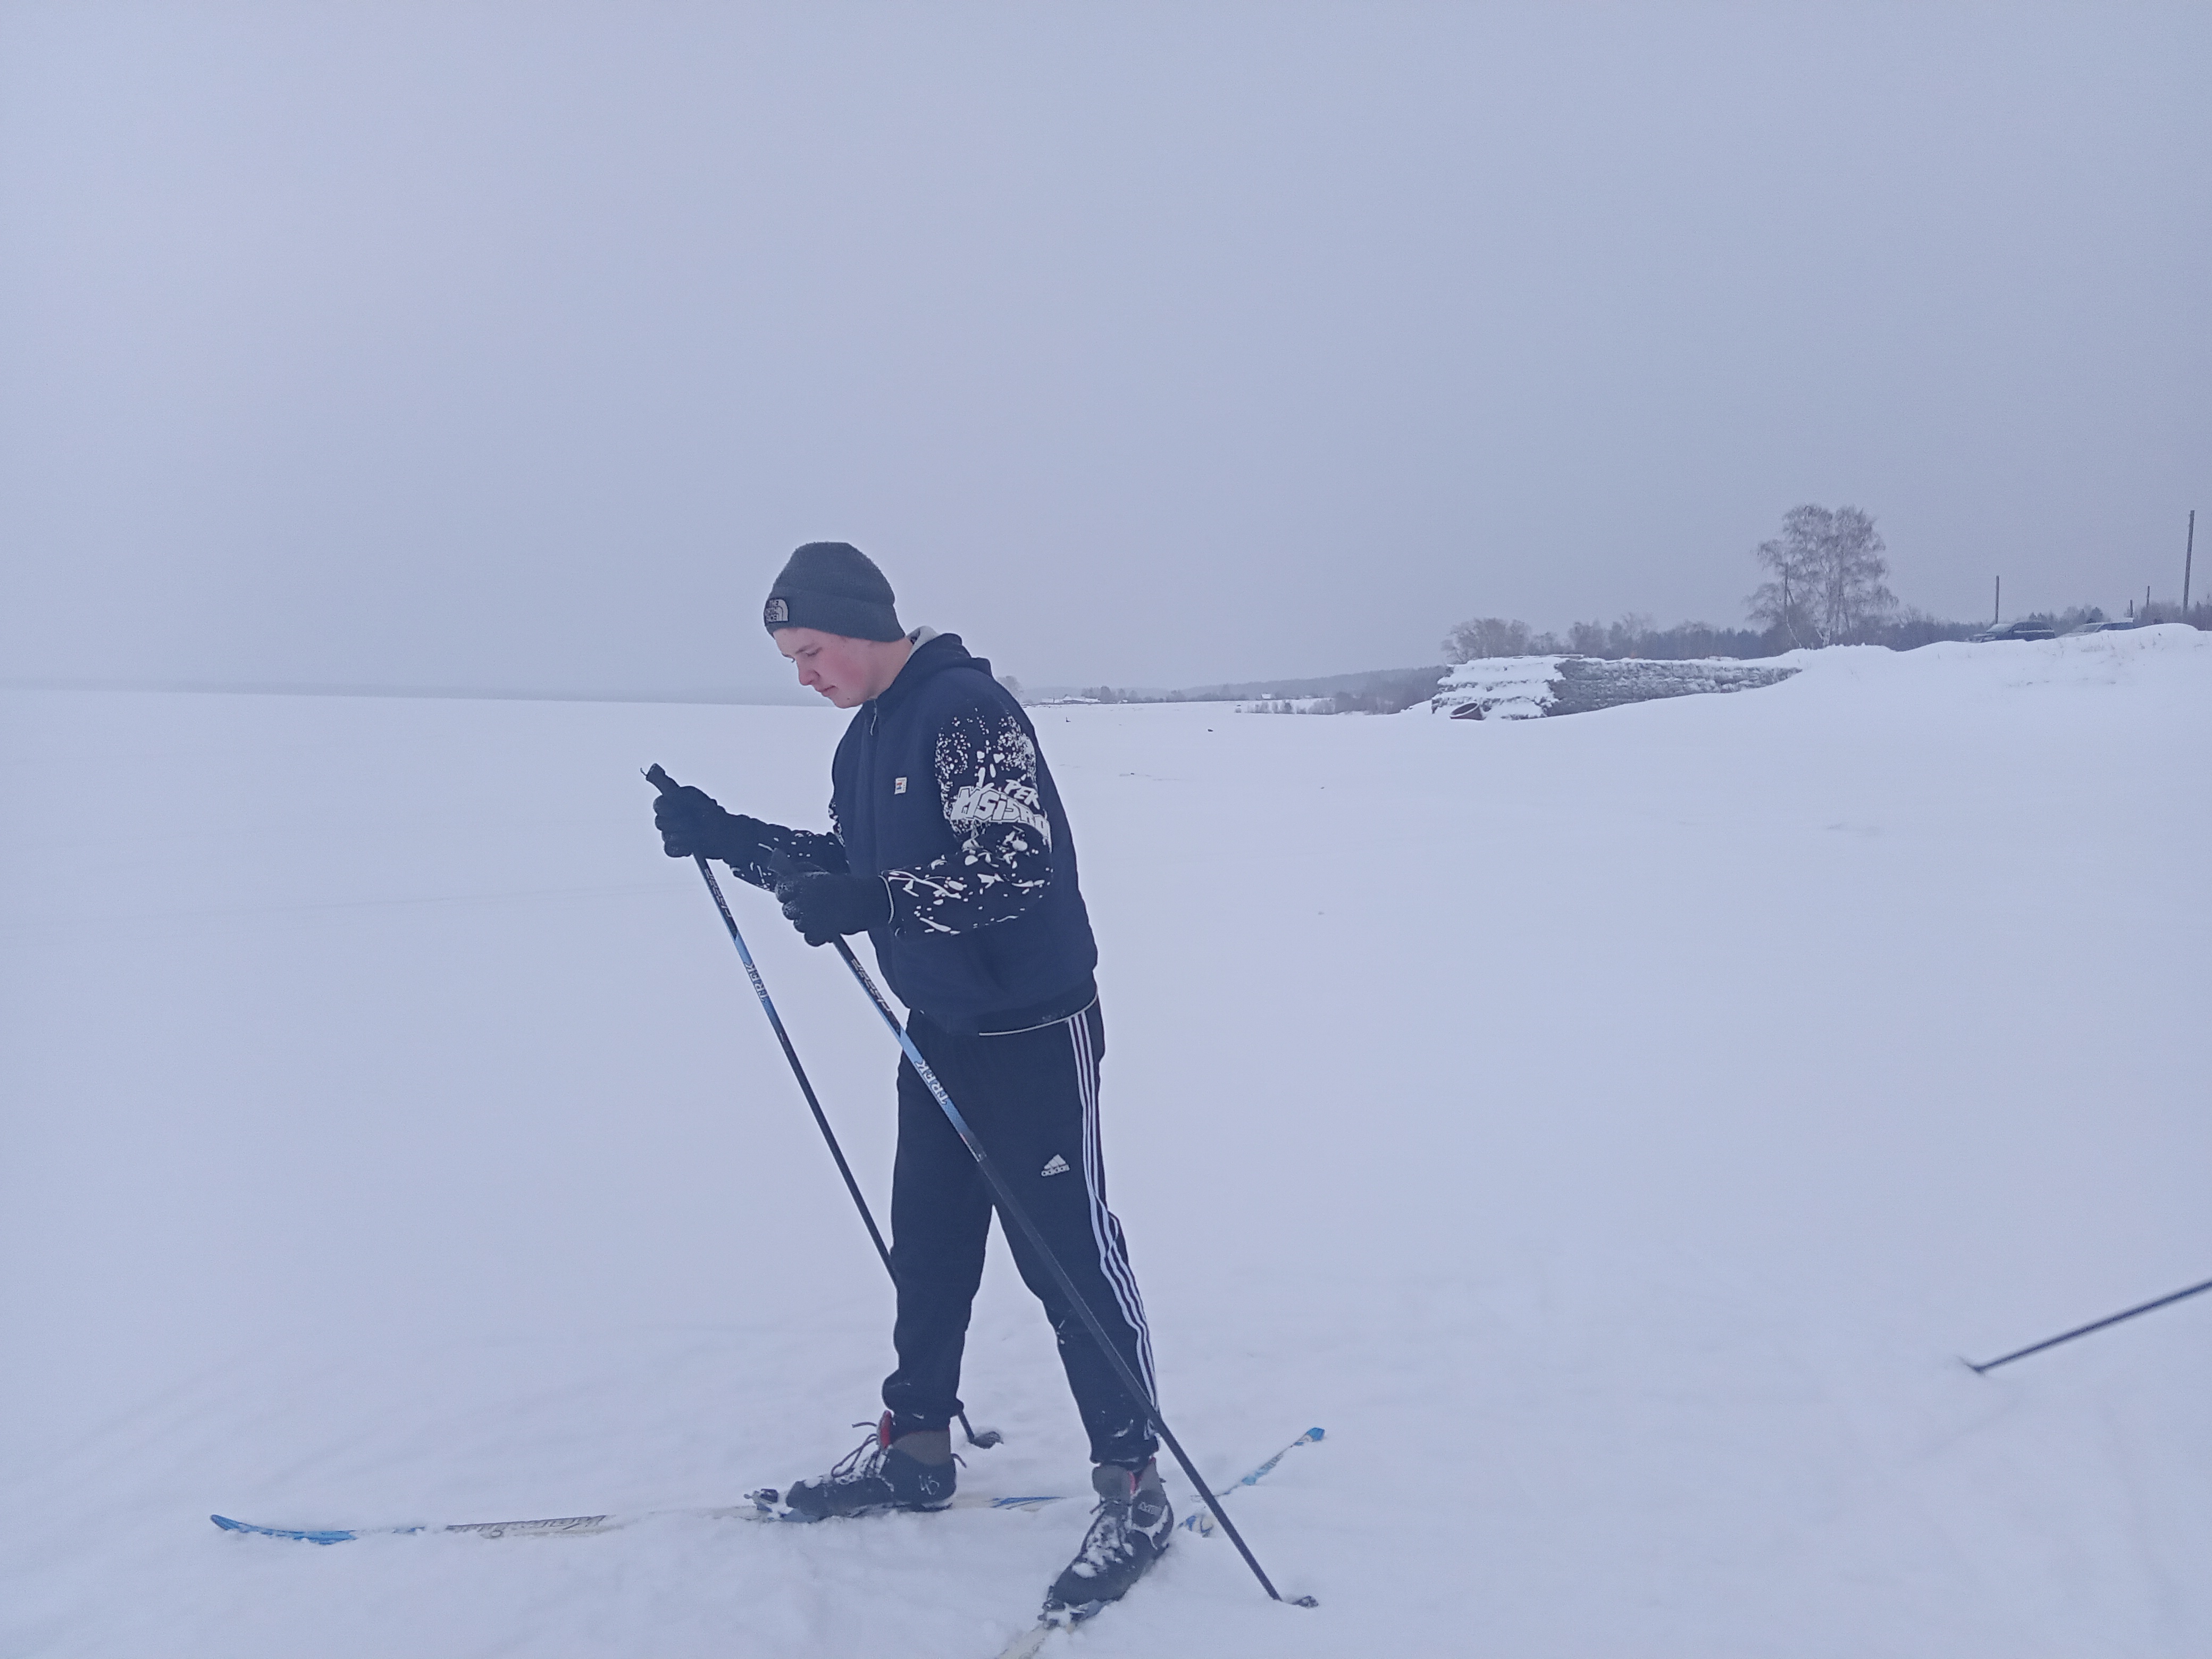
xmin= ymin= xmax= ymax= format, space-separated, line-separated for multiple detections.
xmin=643 ymin=764 xmax=682 ymax=797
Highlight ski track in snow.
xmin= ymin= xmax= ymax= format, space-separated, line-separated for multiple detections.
xmin=2 ymin=630 xmax=2208 ymax=1657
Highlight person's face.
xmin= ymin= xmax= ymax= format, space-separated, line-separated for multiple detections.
xmin=775 ymin=627 xmax=894 ymax=708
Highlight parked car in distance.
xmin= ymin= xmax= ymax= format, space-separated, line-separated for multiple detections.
xmin=1972 ymin=620 xmax=2058 ymax=642
xmin=2062 ymin=618 xmax=2143 ymax=635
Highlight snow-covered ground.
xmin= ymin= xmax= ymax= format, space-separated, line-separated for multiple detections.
xmin=3 ymin=629 xmax=2207 ymax=1658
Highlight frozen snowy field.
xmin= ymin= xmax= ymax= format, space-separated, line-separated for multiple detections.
xmin=3 ymin=630 xmax=2208 ymax=1658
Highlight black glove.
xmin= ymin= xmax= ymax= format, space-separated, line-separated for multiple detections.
xmin=653 ymin=784 xmax=772 ymax=865
xmin=774 ymin=868 xmax=891 ymax=946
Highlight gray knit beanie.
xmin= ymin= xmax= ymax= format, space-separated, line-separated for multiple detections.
xmin=762 ymin=542 xmax=904 ymax=641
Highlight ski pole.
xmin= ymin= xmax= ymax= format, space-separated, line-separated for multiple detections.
xmin=1967 ymin=1275 xmax=2212 ymax=1374
xmin=825 ymin=935 xmax=1314 ymax=1610
xmin=643 ymin=765 xmax=1001 ymax=1451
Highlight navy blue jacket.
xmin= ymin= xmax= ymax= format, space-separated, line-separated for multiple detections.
xmin=731 ymin=633 xmax=1098 ymax=1033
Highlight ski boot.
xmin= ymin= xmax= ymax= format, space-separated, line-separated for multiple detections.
xmin=1044 ymin=1457 xmax=1172 ymax=1614
xmin=777 ymin=1413 xmax=957 ymax=1521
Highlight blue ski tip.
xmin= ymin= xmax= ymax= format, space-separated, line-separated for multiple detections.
xmin=211 ymin=1514 xmax=358 ymax=1545
xmin=1305 ymin=1427 xmax=1325 ymax=1441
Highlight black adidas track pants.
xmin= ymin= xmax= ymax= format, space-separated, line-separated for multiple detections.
xmin=881 ymin=998 xmax=1160 ymax=1469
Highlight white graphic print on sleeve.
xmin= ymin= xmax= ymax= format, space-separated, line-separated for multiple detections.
xmin=883 ymin=708 xmax=1054 ymax=934
xmin=720 ymin=815 xmax=847 ymax=893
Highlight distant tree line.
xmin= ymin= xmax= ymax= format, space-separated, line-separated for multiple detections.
xmin=1273 ymin=669 xmax=1447 ymax=715
xmin=1443 ymin=502 xmax=2208 ymax=667
xmin=1443 ymin=613 xmax=1784 ymax=662
xmin=1445 ymin=607 xmax=1984 ymax=664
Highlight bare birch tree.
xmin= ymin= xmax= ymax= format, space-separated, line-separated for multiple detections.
xmin=1747 ymin=504 xmax=1896 ymax=646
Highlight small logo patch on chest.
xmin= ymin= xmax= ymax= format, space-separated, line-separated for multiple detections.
xmin=1041 ymin=1153 xmax=1070 ymax=1177
xmin=894 ymin=776 xmax=908 ymax=794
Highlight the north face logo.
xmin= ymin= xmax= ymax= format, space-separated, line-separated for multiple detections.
xmin=1040 ymin=1154 xmax=1070 ymax=1178
xmin=764 ymin=597 xmax=789 ymax=625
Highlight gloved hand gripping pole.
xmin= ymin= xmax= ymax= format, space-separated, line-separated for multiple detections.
xmin=644 ymin=765 xmax=1000 ymax=1452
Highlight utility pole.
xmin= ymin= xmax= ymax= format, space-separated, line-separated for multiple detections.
xmin=2185 ymin=509 xmax=2196 ymax=616
xmin=1993 ymin=574 xmax=2000 ymax=625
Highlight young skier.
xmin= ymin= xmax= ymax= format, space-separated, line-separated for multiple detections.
xmin=652 ymin=541 xmax=1170 ymax=1612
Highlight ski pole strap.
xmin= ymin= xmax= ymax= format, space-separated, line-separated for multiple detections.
xmin=826 ymin=939 xmax=1308 ymax=1608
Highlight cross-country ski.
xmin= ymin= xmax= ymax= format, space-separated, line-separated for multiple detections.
xmin=991 ymin=1425 xmax=1326 ymax=1659
xmin=211 ymin=1488 xmax=1072 ymax=1546
xmin=211 ymin=1421 xmax=1317 ymax=1560
xmin=1181 ymin=1427 xmax=1325 ymax=1535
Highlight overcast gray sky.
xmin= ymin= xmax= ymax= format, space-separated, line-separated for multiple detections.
xmin=3 ymin=3 xmax=2207 ymax=696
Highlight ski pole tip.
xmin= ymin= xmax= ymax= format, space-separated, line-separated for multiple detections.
xmin=1291 ymin=1595 xmax=1320 ymax=1608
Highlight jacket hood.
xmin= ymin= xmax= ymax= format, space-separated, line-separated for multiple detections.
xmin=874 ymin=631 xmax=990 ymax=714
